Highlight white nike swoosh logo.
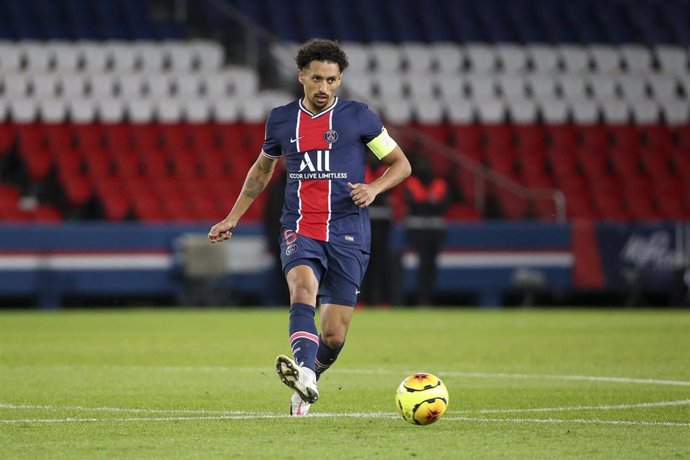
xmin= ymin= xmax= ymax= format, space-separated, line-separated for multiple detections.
xmin=290 ymin=137 xmax=303 ymax=143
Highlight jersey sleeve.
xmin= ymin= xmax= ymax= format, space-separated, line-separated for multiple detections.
xmin=261 ymin=110 xmax=283 ymax=159
xmin=358 ymin=105 xmax=398 ymax=160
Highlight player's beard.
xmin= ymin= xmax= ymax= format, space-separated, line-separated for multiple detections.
xmin=312 ymin=92 xmax=332 ymax=111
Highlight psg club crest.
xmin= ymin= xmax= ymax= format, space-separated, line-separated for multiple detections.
xmin=324 ymin=129 xmax=338 ymax=144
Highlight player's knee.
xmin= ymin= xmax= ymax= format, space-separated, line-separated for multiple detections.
xmin=321 ymin=330 xmax=346 ymax=349
xmin=289 ymin=282 xmax=318 ymax=304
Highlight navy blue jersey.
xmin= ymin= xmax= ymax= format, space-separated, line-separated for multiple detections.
xmin=262 ymin=98 xmax=393 ymax=252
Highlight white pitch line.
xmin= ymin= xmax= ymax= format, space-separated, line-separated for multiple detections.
xmin=0 ymin=403 xmax=255 ymax=416
xmin=1 ymin=413 xmax=689 ymax=427
xmin=447 ymin=399 xmax=690 ymax=415
xmin=4 ymin=365 xmax=690 ymax=387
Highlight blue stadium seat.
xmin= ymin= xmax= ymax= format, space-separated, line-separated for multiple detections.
xmin=66 ymin=0 xmax=100 ymax=40
xmin=265 ymin=0 xmax=302 ymax=42
xmin=445 ymin=0 xmax=490 ymax=43
xmin=415 ymin=0 xmax=454 ymax=42
xmin=326 ymin=0 xmax=366 ymax=42
xmin=31 ymin=0 xmax=71 ymax=40
xmin=356 ymin=0 xmax=396 ymax=42
xmin=507 ymin=0 xmax=549 ymax=43
xmin=6 ymin=0 xmax=42 ymax=39
xmin=476 ymin=0 xmax=520 ymax=44
xmin=388 ymin=0 xmax=425 ymax=42
xmin=535 ymin=0 xmax=579 ymax=44
xmin=296 ymin=0 xmax=334 ymax=42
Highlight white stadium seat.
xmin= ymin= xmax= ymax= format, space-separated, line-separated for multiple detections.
xmin=414 ymin=99 xmax=444 ymax=124
xmin=569 ymin=99 xmax=599 ymax=123
xmin=10 ymin=98 xmax=39 ymax=122
xmin=434 ymin=74 xmax=464 ymax=100
xmin=539 ymin=98 xmax=569 ymax=123
xmin=98 ymin=98 xmax=126 ymax=123
xmin=0 ymin=42 xmax=23 ymax=72
xmin=240 ymin=98 xmax=269 ymax=123
xmin=466 ymin=73 xmax=497 ymax=100
xmin=476 ymin=98 xmax=506 ymax=123
xmin=69 ymin=98 xmax=97 ymax=123
xmin=342 ymin=72 xmax=375 ymax=101
xmin=526 ymin=73 xmax=558 ymax=100
xmin=401 ymin=42 xmax=434 ymax=73
xmin=404 ymin=72 xmax=436 ymax=100
xmin=127 ymin=99 xmax=155 ymax=123
xmin=620 ymin=45 xmax=653 ymax=73
xmin=225 ymin=67 xmax=259 ymax=98
xmin=647 ymin=74 xmax=679 ymax=101
xmin=165 ymin=42 xmax=195 ymax=72
xmin=89 ymin=74 xmax=117 ymax=99
xmin=496 ymin=45 xmax=528 ymax=72
xmin=117 ymin=74 xmax=146 ymax=98
xmin=59 ymin=74 xmax=88 ymax=99
xmin=49 ymin=42 xmax=80 ymax=72
xmin=201 ymin=73 xmax=232 ymax=99
xmin=136 ymin=42 xmax=166 ymax=72
xmin=341 ymin=42 xmax=371 ymax=73
xmin=156 ymin=99 xmax=183 ymax=123
xmin=79 ymin=41 xmax=109 ymax=72
xmin=185 ymin=99 xmax=211 ymax=123
xmin=370 ymin=43 xmax=403 ymax=72
xmin=617 ymin=74 xmax=648 ymax=101
xmin=30 ymin=74 xmax=59 ymax=98
xmin=600 ymin=99 xmax=630 ymax=124
xmin=587 ymin=74 xmax=617 ymax=100
xmin=445 ymin=98 xmax=475 ymax=123
xmin=173 ymin=73 xmax=202 ymax=99
xmin=2 ymin=73 xmax=30 ymax=99
xmin=510 ymin=98 xmax=538 ymax=123
xmin=528 ymin=45 xmax=559 ymax=73
xmin=496 ymin=74 xmax=527 ymax=99
xmin=655 ymin=46 xmax=688 ymax=74
xmin=258 ymin=89 xmax=294 ymax=112
xmin=21 ymin=42 xmax=52 ymax=72
xmin=558 ymin=46 xmax=590 ymax=73
xmin=144 ymin=73 xmax=173 ymax=99
xmin=212 ymin=98 xmax=240 ymax=123
xmin=631 ymin=99 xmax=661 ymax=124
xmin=464 ymin=43 xmax=497 ymax=72
xmin=191 ymin=40 xmax=224 ymax=71
xmin=430 ymin=42 xmax=464 ymax=74
xmin=588 ymin=46 xmax=622 ymax=73
xmin=661 ymin=100 xmax=690 ymax=124
xmin=107 ymin=42 xmax=138 ymax=72
xmin=39 ymin=98 xmax=68 ymax=123
xmin=380 ymin=98 xmax=413 ymax=124
xmin=558 ymin=74 xmax=588 ymax=101
xmin=374 ymin=73 xmax=405 ymax=100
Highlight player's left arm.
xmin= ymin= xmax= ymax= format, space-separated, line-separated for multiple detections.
xmin=349 ymin=144 xmax=411 ymax=208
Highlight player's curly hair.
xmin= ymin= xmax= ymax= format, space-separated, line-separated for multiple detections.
xmin=295 ymin=38 xmax=349 ymax=72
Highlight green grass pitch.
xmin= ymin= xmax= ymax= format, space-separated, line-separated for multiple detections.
xmin=1 ymin=308 xmax=689 ymax=459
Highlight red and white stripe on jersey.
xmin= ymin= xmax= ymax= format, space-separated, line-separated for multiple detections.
xmin=295 ymin=99 xmax=337 ymax=241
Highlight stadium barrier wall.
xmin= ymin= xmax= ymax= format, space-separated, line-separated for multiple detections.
xmin=0 ymin=221 xmax=686 ymax=308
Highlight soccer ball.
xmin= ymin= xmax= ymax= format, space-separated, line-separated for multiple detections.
xmin=395 ymin=372 xmax=449 ymax=425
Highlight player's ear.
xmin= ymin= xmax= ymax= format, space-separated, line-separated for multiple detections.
xmin=297 ymin=69 xmax=304 ymax=85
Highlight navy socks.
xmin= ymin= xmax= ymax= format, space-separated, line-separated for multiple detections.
xmin=288 ymin=303 xmax=319 ymax=371
xmin=315 ymin=334 xmax=344 ymax=380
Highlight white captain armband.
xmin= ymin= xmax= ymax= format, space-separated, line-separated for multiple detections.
xmin=366 ymin=128 xmax=398 ymax=159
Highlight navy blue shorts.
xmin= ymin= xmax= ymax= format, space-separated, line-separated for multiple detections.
xmin=279 ymin=229 xmax=370 ymax=307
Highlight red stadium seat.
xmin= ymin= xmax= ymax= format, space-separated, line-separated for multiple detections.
xmin=72 ymin=123 xmax=104 ymax=151
xmin=21 ymin=146 xmax=54 ymax=181
xmin=609 ymin=124 xmax=640 ymax=151
xmin=577 ymin=147 xmax=609 ymax=179
xmin=31 ymin=205 xmax=62 ymax=223
xmin=450 ymin=123 xmax=481 ymax=161
xmin=0 ymin=122 xmax=14 ymax=153
xmin=608 ymin=147 xmax=640 ymax=177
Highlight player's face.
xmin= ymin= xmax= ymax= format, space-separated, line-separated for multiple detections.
xmin=298 ymin=60 xmax=342 ymax=114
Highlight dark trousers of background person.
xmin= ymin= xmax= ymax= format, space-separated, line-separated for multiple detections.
xmin=406 ymin=227 xmax=445 ymax=306
xmin=360 ymin=217 xmax=392 ymax=306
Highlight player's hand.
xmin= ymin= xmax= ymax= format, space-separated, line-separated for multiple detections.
xmin=207 ymin=219 xmax=236 ymax=243
xmin=348 ymin=182 xmax=377 ymax=208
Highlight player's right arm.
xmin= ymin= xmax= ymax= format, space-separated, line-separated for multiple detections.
xmin=208 ymin=153 xmax=278 ymax=243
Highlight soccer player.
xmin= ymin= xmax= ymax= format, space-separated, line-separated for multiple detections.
xmin=207 ymin=38 xmax=411 ymax=416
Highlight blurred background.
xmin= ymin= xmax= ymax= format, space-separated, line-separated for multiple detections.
xmin=0 ymin=0 xmax=688 ymax=309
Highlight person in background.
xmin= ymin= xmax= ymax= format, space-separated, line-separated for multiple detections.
xmin=404 ymin=155 xmax=449 ymax=306
xmin=359 ymin=157 xmax=394 ymax=307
